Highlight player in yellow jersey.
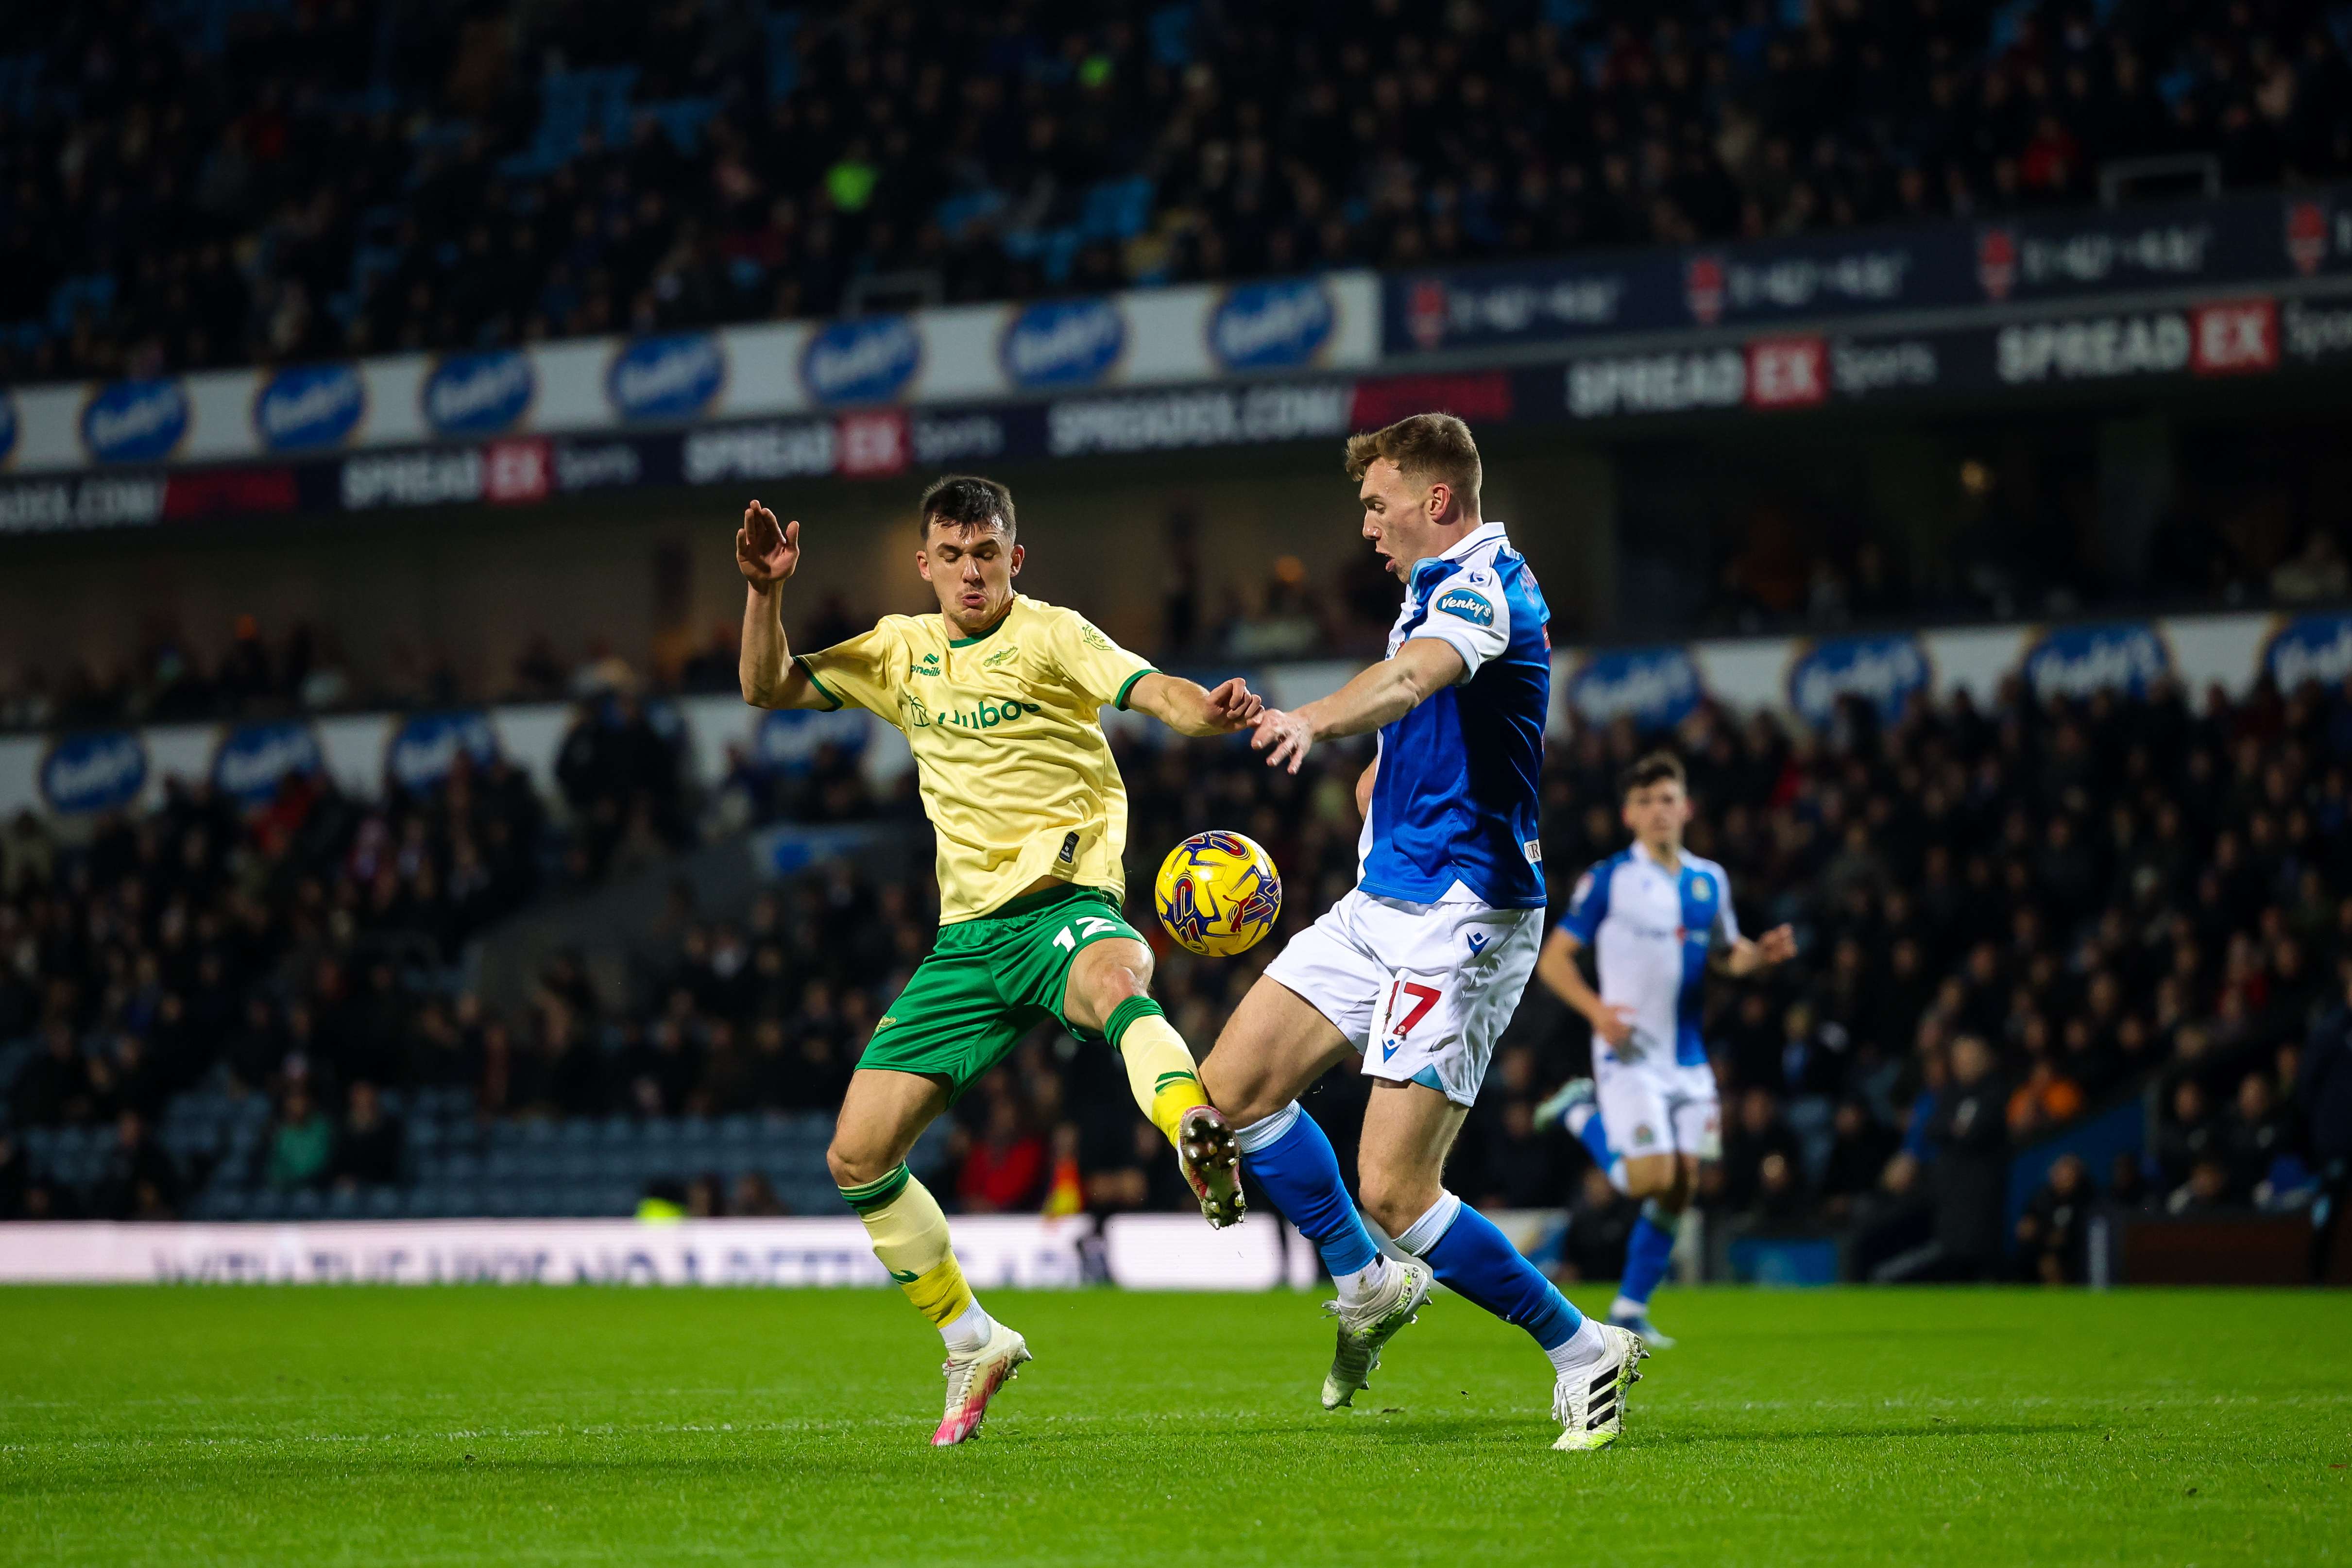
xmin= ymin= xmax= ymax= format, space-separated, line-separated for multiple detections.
xmin=735 ymin=474 xmax=1260 ymax=1446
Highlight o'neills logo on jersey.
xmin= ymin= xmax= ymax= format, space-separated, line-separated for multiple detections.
xmin=1684 ymin=254 xmax=1725 ymax=324
xmin=1977 ymin=228 xmax=2018 ymax=300
xmin=906 ymin=695 xmax=1043 ymax=730
xmin=2286 ymin=199 xmax=2327 ymax=276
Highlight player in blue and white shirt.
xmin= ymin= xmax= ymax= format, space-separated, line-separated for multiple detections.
xmin=1198 ymin=414 xmax=1646 ymax=1452
xmin=1534 ymin=750 xmax=1795 ymax=1347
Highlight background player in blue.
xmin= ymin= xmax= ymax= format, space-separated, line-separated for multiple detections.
xmin=1199 ymin=414 xmax=1647 ymax=1452
xmin=1534 ymin=751 xmax=1795 ymax=1347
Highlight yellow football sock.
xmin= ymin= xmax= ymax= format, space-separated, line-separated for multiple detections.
xmin=839 ymin=1165 xmax=973 ymax=1328
xmin=1105 ymin=996 xmax=1208 ymax=1148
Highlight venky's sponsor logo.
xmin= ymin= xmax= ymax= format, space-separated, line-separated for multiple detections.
xmin=423 ymin=350 xmax=534 ymax=436
xmin=1566 ymin=350 xmax=1744 ymax=418
xmin=1209 ymin=278 xmax=1334 ymax=370
xmin=2022 ymin=622 xmax=2169 ymax=698
xmin=253 ymin=363 xmax=366 ymax=450
xmin=1995 ymin=313 xmax=2190 ymax=383
xmin=387 ymin=711 xmax=498 ymax=791
xmin=82 ymin=378 xmax=190 ymax=463
xmin=683 ymin=421 xmax=837 ymax=484
xmin=2264 ymin=613 xmax=2352 ymax=689
xmin=801 ymin=316 xmax=921 ymax=405
xmin=2189 ymin=299 xmax=2278 ymax=375
xmin=341 ymin=449 xmax=484 ymax=509
xmin=1000 ymin=298 xmax=1126 ymax=388
xmin=40 ymin=730 xmax=147 ymax=814
xmin=1745 ymin=337 xmax=1827 ymax=409
xmin=1789 ymin=633 xmax=1930 ymax=726
xmin=211 ymin=720 xmax=323 ymax=805
xmin=755 ymin=706 xmax=870 ymax=770
xmin=607 ymin=332 xmax=726 ymax=422
xmin=1565 ymin=646 xmax=1702 ymax=730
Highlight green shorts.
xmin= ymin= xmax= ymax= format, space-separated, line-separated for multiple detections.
xmin=858 ymin=884 xmax=1143 ymax=1100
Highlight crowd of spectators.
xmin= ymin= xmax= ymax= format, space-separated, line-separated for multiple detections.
xmin=5 ymin=659 xmax=2351 ymax=1290
xmin=6 ymin=0 xmax=2351 ymax=383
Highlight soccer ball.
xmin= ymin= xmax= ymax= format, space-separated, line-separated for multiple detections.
xmin=1154 ymin=831 xmax=1282 ymax=957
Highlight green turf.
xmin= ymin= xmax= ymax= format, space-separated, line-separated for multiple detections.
xmin=1 ymin=1284 xmax=2346 ymax=1566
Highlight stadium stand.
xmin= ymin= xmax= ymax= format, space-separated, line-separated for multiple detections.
xmin=4 ymin=0 xmax=2350 ymax=381
xmin=4 ymin=667 xmax=2349 ymax=1288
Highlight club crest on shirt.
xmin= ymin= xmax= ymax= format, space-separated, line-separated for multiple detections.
xmin=1433 ymin=587 xmax=1494 ymax=626
xmin=982 ymin=643 xmax=1021 ymax=667
xmin=1631 ymin=1122 xmax=1658 ymax=1147
xmin=1079 ymin=622 xmax=1115 ymax=651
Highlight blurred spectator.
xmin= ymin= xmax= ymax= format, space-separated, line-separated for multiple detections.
xmin=92 ymin=1110 xmax=177 ymax=1221
xmin=2015 ymin=1154 xmax=2094 ymax=1285
xmin=330 ymin=1083 xmax=403 ymax=1191
xmin=955 ymin=1093 xmax=1046 ymax=1214
xmin=265 ymin=1087 xmax=334 ymax=1192
xmin=1919 ymin=1035 xmax=2010 ymax=1281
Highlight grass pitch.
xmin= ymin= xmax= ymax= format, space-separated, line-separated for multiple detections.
xmin=1 ymin=1284 xmax=2346 ymax=1566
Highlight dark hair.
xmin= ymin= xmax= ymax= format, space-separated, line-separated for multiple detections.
xmin=918 ymin=474 xmax=1015 ymax=539
xmin=1619 ymin=750 xmax=1686 ymax=801
xmin=1343 ymin=412 xmax=1482 ymax=513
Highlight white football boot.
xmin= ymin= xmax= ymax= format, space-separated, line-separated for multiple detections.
xmin=1321 ymin=1257 xmax=1435 ymax=1409
xmin=1551 ymin=1321 xmax=1646 ymax=1450
xmin=931 ymin=1320 xmax=1031 ymax=1447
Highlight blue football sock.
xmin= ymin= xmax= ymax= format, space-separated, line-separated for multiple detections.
xmin=1234 ymin=1103 xmax=1378 ymax=1279
xmin=1618 ymin=1204 xmax=1679 ymax=1310
xmin=1402 ymin=1192 xmax=1584 ymax=1352
xmin=1574 ymin=1108 xmax=1616 ymax=1174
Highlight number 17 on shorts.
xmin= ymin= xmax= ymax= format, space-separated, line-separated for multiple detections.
xmin=1365 ymin=971 xmax=1457 ymax=1095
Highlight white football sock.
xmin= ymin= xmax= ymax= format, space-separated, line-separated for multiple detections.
xmin=1563 ymin=1103 xmax=1597 ymax=1138
xmin=1332 ymin=1255 xmax=1393 ymax=1309
xmin=1546 ymin=1314 xmax=1608 ymax=1375
xmin=1608 ymin=1293 xmax=1647 ymax=1320
xmin=941 ymin=1297 xmax=994 ymax=1354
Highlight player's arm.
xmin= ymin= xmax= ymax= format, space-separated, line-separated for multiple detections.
xmin=1718 ymin=926 xmax=1796 ymax=976
xmin=1535 ymin=928 xmax=1636 ymax=1047
xmin=1123 ymin=672 xmax=1264 ymax=737
xmin=1354 ymin=759 xmax=1375 ymax=818
xmin=735 ymin=500 xmax=829 ymax=710
xmin=1250 ymin=638 xmax=1463 ymax=773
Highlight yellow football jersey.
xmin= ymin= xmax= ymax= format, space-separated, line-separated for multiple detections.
xmin=793 ymin=593 xmax=1156 ymax=922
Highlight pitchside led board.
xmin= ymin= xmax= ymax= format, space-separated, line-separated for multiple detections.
xmin=7 ymin=609 xmax=2347 ymax=824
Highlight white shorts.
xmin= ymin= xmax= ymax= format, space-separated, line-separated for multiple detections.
xmin=1262 ymin=883 xmax=1543 ymax=1106
xmin=1593 ymin=1054 xmax=1721 ymax=1162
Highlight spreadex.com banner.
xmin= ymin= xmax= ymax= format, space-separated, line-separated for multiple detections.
xmin=1387 ymin=183 xmax=2352 ymax=354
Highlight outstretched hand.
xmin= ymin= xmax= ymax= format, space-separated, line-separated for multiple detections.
xmin=1756 ymin=924 xmax=1798 ymax=966
xmin=736 ymin=500 xmax=800 ymax=592
xmin=1200 ymin=677 xmax=1265 ymax=733
xmin=1251 ymin=707 xmax=1314 ymax=773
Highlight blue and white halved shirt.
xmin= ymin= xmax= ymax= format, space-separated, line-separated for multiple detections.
xmin=1560 ymin=847 xmax=1739 ymax=1068
xmin=1358 ymin=520 xmax=1551 ymax=910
